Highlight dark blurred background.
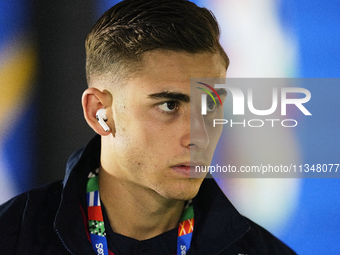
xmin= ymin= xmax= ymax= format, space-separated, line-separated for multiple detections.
xmin=35 ymin=0 xmax=95 ymax=185
xmin=0 ymin=0 xmax=339 ymax=254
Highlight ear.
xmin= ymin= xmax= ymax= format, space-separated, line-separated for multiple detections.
xmin=82 ymin=88 xmax=114 ymax=136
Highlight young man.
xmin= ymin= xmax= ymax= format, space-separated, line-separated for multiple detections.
xmin=0 ymin=0 xmax=296 ymax=254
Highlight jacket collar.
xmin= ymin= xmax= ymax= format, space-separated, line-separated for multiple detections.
xmin=54 ymin=135 xmax=101 ymax=255
xmin=190 ymin=177 xmax=250 ymax=254
xmin=54 ymin=135 xmax=250 ymax=255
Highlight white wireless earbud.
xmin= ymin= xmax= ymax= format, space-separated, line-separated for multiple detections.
xmin=96 ymin=109 xmax=110 ymax=132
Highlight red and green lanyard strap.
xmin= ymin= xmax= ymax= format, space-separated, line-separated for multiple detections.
xmin=86 ymin=169 xmax=194 ymax=255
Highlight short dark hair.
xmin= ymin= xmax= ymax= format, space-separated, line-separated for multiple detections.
xmin=85 ymin=0 xmax=229 ymax=86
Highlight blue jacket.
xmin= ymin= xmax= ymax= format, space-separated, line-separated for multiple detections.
xmin=0 ymin=135 xmax=296 ymax=254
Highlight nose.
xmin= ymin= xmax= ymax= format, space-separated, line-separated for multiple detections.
xmin=189 ymin=106 xmax=210 ymax=149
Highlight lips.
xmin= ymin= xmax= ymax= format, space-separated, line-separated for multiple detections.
xmin=171 ymin=162 xmax=205 ymax=177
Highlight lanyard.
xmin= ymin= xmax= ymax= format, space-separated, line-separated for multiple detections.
xmin=86 ymin=169 xmax=194 ymax=255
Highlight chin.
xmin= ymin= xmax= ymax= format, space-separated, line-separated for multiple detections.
xmin=161 ymin=178 xmax=204 ymax=201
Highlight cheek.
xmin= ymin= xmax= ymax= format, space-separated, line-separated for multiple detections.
xmin=116 ymin=114 xmax=174 ymax=157
xmin=115 ymin=103 xmax=183 ymax=164
xmin=133 ymin=111 xmax=179 ymax=145
xmin=143 ymin=121 xmax=178 ymax=152
xmin=207 ymin=124 xmax=223 ymax=146
xmin=205 ymin=114 xmax=224 ymax=153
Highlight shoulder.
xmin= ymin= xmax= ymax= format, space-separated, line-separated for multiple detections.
xmin=235 ymin=217 xmax=297 ymax=255
xmin=194 ymin=178 xmax=296 ymax=254
xmin=0 ymin=181 xmax=63 ymax=224
xmin=0 ymin=181 xmax=63 ymax=213
xmin=0 ymin=181 xmax=63 ymax=252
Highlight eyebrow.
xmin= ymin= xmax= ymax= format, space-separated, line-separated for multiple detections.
xmin=148 ymin=89 xmax=227 ymax=102
xmin=148 ymin=91 xmax=190 ymax=102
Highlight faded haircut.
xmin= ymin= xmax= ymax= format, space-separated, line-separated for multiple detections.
xmin=85 ymin=0 xmax=229 ymax=86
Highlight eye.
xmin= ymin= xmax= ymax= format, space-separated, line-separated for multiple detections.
xmin=158 ymin=101 xmax=179 ymax=113
xmin=207 ymin=99 xmax=216 ymax=112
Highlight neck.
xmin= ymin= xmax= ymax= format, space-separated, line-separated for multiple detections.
xmin=98 ymin=167 xmax=185 ymax=241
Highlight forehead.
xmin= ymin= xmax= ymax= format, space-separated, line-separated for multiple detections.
xmin=129 ymin=50 xmax=227 ymax=91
